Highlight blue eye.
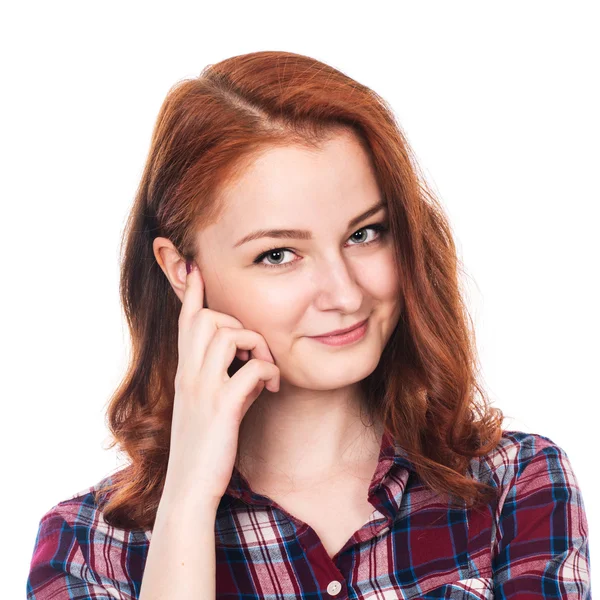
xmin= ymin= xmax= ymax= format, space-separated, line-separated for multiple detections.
xmin=253 ymin=223 xmax=389 ymax=269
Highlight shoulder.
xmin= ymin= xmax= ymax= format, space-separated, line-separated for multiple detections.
xmin=461 ymin=429 xmax=586 ymax=528
xmin=469 ymin=428 xmax=581 ymax=490
xmin=28 ymin=471 xmax=147 ymax=597
xmin=37 ymin=470 xmax=149 ymax=542
xmin=38 ymin=473 xmax=116 ymax=535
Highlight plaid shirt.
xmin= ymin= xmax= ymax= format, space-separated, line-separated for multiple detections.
xmin=27 ymin=429 xmax=591 ymax=599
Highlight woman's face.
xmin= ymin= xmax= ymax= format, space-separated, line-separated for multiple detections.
xmin=196 ymin=130 xmax=402 ymax=391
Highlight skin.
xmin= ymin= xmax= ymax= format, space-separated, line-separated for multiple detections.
xmin=153 ymin=128 xmax=402 ymax=495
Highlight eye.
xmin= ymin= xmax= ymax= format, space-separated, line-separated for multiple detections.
xmin=253 ymin=222 xmax=389 ymax=269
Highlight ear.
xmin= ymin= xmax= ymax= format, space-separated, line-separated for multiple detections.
xmin=151 ymin=237 xmax=189 ymax=304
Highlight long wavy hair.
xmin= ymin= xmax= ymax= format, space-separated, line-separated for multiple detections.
xmin=94 ymin=50 xmax=505 ymax=530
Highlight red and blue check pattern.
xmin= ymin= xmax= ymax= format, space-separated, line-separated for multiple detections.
xmin=27 ymin=429 xmax=591 ymax=599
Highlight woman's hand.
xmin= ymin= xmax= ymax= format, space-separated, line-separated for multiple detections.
xmin=161 ymin=260 xmax=280 ymax=509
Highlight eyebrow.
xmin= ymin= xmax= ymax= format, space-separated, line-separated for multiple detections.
xmin=233 ymin=202 xmax=387 ymax=248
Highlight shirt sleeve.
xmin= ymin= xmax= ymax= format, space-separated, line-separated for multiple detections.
xmin=491 ymin=441 xmax=591 ymax=599
xmin=26 ymin=507 xmax=118 ymax=599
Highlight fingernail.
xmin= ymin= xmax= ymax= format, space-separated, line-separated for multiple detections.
xmin=186 ymin=260 xmax=191 ymax=274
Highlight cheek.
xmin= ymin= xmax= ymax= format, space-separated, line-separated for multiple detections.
xmin=363 ymin=254 xmax=400 ymax=300
xmin=250 ymin=281 xmax=310 ymax=323
xmin=363 ymin=256 xmax=403 ymax=338
xmin=218 ymin=278 xmax=310 ymax=336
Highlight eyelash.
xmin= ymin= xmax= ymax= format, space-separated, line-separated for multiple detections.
xmin=252 ymin=222 xmax=389 ymax=270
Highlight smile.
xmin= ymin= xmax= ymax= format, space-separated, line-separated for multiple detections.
xmin=308 ymin=318 xmax=369 ymax=346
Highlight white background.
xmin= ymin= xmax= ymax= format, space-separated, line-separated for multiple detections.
xmin=3 ymin=1 xmax=598 ymax=596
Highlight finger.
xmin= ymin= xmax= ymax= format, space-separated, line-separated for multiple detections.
xmin=178 ymin=309 xmax=245 ymax=380
xmin=179 ymin=259 xmax=205 ymax=324
xmin=200 ymin=327 xmax=275 ymax=381
xmin=229 ymin=360 xmax=280 ymax=398
xmin=236 ymin=348 xmax=250 ymax=361
xmin=178 ymin=261 xmax=244 ymax=368
xmin=226 ymin=360 xmax=281 ymax=416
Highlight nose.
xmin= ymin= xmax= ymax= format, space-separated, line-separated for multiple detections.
xmin=310 ymin=254 xmax=365 ymax=313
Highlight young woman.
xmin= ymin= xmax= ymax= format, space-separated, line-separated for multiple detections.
xmin=26 ymin=50 xmax=591 ymax=599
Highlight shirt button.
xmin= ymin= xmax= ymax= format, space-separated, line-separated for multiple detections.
xmin=327 ymin=580 xmax=342 ymax=596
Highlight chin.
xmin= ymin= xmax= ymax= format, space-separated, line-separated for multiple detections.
xmin=284 ymin=346 xmax=382 ymax=390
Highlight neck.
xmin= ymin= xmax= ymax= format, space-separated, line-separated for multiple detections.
xmin=235 ymin=382 xmax=384 ymax=488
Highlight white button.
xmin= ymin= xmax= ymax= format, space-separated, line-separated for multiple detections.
xmin=327 ymin=580 xmax=342 ymax=596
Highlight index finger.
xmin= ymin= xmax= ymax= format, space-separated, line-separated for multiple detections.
xmin=179 ymin=259 xmax=205 ymax=322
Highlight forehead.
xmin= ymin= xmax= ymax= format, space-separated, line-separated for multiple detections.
xmin=208 ymin=131 xmax=382 ymax=238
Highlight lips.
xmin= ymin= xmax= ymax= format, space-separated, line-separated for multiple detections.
xmin=309 ymin=318 xmax=369 ymax=338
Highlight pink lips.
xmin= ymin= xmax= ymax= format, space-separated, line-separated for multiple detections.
xmin=309 ymin=318 xmax=369 ymax=346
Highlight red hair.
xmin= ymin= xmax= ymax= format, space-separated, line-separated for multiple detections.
xmin=95 ymin=50 xmax=505 ymax=530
